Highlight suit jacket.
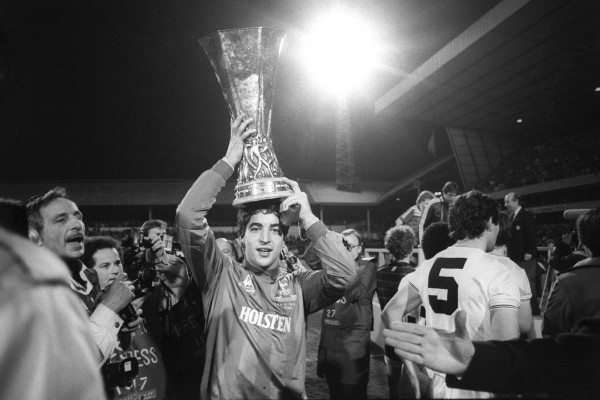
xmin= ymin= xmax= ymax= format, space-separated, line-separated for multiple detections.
xmin=446 ymin=319 xmax=600 ymax=397
xmin=507 ymin=208 xmax=537 ymax=263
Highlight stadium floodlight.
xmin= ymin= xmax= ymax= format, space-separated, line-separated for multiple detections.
xmin=300 ymin=9 xmax=380 ymax=95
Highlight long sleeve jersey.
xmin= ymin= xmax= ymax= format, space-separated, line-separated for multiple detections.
xmin=175 ymin=159 xmax=357 ymax=400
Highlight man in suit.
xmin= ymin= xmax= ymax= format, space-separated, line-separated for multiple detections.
xmin=504 ymin=192 xmax=539 ymax=315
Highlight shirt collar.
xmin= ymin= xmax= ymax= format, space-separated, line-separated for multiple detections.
xmin=573 ymin=257 xmax=600 ymax=269
xmin=69 ymin=262 xmax=95 ymax=295
xmin=514 ymin=206 xmax=522 ymax=216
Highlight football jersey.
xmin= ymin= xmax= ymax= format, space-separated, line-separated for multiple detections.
xmin=176 ymin=161 xmax=357 ymax=400
xmin=406 ymin=245 xmax=520 ymax=398
xmin=488 ymin=251 xmax=532 ymax=302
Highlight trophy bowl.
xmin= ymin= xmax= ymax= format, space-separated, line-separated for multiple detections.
xmin=199 ymin=27 xmax=293 ymax=207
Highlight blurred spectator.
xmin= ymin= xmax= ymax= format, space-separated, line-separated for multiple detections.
xmin=317 ymin=229 xmax=377 ymax=400
xmin=418 ymin=181 xmax=460 ymax=243
xmin=475 ymin=131 xmax=600 ymax=192
xmin=421 ymin=222 xmax=456 ymax=260
xmin=505 ymin=192 xmax=540 ymax=315
xmin=543 ymin=207 xmax=600 ymax=337
xmin=395 ymin=190 xmax=435 ymax=245
xmin=548 ymin=230 xmax=587 ymax=273
xmin=376 ymin=225 xmax=418 ymax=399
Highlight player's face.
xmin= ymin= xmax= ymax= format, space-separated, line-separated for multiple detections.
xmin=38 ymin=198 xmax=85 ymax=261
xmin=243 ymin=212 xmax=284 ymax=269
xmin=91 ymin=247 xmax=122 ymax=290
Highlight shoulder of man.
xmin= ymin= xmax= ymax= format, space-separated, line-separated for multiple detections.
xmin=559 ymin=258 xmax=600 ymax=276
xmin=360 ymin=256 xmax=377 ymax=269
xmin=428 ymin=197 xmax=442 ymax=206
xmin=0 ymin=228 xmax=70 ymax=285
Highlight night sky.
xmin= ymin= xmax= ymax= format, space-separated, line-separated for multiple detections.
xmin=0 ymin=0 xmax=472 ymax=185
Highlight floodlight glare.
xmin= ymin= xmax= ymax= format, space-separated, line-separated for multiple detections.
xmin=301 ymin=10 xmax=380 ymax=94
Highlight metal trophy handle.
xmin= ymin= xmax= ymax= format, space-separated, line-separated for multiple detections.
xmin=199 ymin=27 xmax=293 ymax=207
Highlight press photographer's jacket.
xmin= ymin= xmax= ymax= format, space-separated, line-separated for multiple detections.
xmin=175 ymin=159 xmax=357 ymax=400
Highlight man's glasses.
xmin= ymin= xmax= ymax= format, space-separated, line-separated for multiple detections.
xmin=342 ymin=238 xmax=361 ymax=251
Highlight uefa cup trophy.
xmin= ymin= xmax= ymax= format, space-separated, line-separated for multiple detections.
xmin=200 ymin=27 xmax=293 ymax=207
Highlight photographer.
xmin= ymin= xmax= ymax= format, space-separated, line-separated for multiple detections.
xmin=82 ymin=236 xmax=167 ymax=400
xmin=126 ymin=219 xmax=205 ymax=400
xmin=126 ymin=220 xmax=189 ymax=308
xmin=26 ymin=187 xmax=141 ymax=365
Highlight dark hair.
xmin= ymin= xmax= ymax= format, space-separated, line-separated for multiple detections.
xmin=421 ymin=222 xmax=456 ymax=260
xmin=26 ymin=187 xmax=69 ymax=234
xmin=237 ymin=200 xmax=288 ymax=239
xmin=416 ymin=190 xmax=435 ymax=204
xmin=140 ymin=219 xmax=167 ymax=237
xmin=448 ymin=190 xmax=499 ymax=240
xmin=442 ymin=181 xmax=460 ymax=195
xmin=0 ymin=198 xmax=28 ymax=238
xmin=495 ymin=213 xmax=511 ymax=247
xmin=577 ymin=207 xmax=600 ymax=257
xmin=81 ymin=236 xmax=122 ymax=268
xmin=384 ymin=225 xmax=415 ymax=260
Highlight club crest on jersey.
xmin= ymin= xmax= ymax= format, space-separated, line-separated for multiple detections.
xmin=238 ymin=274 xmax=256 ymax=295
xmin=273 ymin=277 xmax=297 ymax=303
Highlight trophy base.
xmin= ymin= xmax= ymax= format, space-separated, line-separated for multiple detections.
xmin=233 ymin=178 xmax=294 ymax=207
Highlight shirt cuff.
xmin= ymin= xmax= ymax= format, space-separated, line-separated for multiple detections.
xmin=301 ymin=214 xmax=319 ymax=231
xmin=306 ymin=220 xmax=327 ymax=243
xmin=89 ymin=303 xmax=124 ymax=364
xmin=91 ymin=303 xmax=123 ymax=331
xmin=220 ymin=157 xmax=235 ymax=172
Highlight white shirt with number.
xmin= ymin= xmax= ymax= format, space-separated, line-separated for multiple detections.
xmin=405 ymin=245 xmax=520 ymax=398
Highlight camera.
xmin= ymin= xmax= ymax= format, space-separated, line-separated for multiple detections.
xmin=140 ymin=235 xmax=153 ymax=249
xmin=101 ymin=357 xmax=139 ymax=388
xmin=121 ymin=228 xmax=181 ymax=254
xmin=118 ymin=255 xmax=158 ymax=323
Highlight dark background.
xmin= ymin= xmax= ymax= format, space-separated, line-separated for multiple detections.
xmin=0 ymin=0 xmax=484 ymax=184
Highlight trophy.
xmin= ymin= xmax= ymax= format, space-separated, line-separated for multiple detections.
xmin=200 ymin=27 xmax=293 ymax=207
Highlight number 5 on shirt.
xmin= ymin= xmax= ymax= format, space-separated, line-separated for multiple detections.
xmin=427 ymin=258 xmax=466 ymax=316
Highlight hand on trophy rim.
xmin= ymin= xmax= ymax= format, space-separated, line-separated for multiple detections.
xmin=225 ymin=114 xmax=257 ymax=166
xmin=280 ymin=177 xmax=301 ymax=194
xmin=279 ymin=178 xmax=317 ymax=227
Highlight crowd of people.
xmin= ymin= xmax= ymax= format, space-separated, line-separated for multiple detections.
xmin=1 ymin=116 xmax=599 ymax=400
xmin=475 ymin=130 xmax=600 ymax=193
